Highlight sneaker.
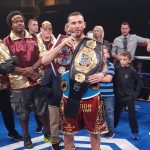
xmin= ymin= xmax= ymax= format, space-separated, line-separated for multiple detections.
xmin=132 ymin=133 xmax=140 ymax=140
xmin=8 ymin=131 xmax=23 ymax=142
xmin=105 ymin=132 xmax=115 ymax=139
xmin=35 ymin=127 xmax=43 ymax=133
xmin=51 ymin=143 xmax=60 ymax=150
xmin=44 ymin=133 xmax=51 ymax=143
xmin=24 ymin=135 xmax=33 ymax=149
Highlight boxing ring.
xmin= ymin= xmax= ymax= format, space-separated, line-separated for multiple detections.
xmin=134 ymin=56 xmax=150 ymax=100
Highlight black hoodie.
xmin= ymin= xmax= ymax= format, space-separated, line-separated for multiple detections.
xmin=114 ymin=64 xmax=143 ymax=102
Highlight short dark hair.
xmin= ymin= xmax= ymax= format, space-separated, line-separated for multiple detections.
xmin=121 ymin=22 xmax=130 ymax=28
xmin=120 ymin=51 xmax=132 ymax=60
xmin=7 ymin=10 xmax=25 ymax=27
xmin=67 ymin=11 xmax=84 ymax=22
xmin=27 ymin=18 xmax=38 ymax=26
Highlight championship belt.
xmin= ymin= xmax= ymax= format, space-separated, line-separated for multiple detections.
xmin=61 ymin=70 xmax=100 ymax=99
xmin=63 ymin=37 xmax=103 ymax=118
xmin=51 ymin=34 xmax=73 ymax=75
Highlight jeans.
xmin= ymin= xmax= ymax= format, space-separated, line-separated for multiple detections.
xmin=10 ymin=86 xmax=48 ymax=120
xmin=103 ymin=96 xmax=115 ymax=134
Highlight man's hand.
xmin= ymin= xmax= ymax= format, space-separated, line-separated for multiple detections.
xmin=61 ymin=36 xmax=75 ymax=48
xmin=88 ymin=73 xmax=104 ymax=84
xmin=23 ymin=67 xmax=35 ymax=77
xmin=14 ymin=66 xmax=25 ymax=74
xmin=27 ymin=72 xmax=41 ymax=82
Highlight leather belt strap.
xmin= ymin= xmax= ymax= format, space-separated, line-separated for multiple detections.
xmin=65 ymin=37 xmax=103 ymax=118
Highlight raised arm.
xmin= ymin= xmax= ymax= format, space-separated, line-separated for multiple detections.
xmin=41 ymin=36 xmax=75 ymax=65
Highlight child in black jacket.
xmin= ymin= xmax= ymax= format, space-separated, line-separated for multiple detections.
xmin=114 ymin=51 xmax=142 ymax=140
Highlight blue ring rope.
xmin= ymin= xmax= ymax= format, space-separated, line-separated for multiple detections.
xmin=139 ymin=73 xmax=150 ymax=76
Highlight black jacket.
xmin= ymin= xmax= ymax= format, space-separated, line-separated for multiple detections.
xmin=40 ymin=68 xmax=62 ymax=106
xmin=114 ymin=65 xmax=143 ymax=102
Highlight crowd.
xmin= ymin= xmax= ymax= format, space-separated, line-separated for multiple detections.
xmin=0 ymin=10 xmax=150 ymax=150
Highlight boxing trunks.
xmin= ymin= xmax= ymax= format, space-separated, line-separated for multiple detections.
xmin=61 ymin=37 xmax=103 ymax=118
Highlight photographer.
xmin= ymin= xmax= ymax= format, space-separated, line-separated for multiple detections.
xmin=0 ymin=41 xmax=22 ymax=141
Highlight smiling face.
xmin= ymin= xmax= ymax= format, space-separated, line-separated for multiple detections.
xmin=11 ymin=16 xmax=25 ymax=34
xmin=68 ymin=14 xmax=86 ymax=38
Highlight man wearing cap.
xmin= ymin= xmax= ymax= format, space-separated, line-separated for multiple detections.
xmin=37 ymin=20 xmax=63 ymax=149
xmin=3 ymin=10 xmax=50 ymax=149
xmin=37 ymin=21 xmax=56 ymax=51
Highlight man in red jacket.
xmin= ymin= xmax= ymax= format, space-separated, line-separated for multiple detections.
xmin=3 ymin=10 xmax=50 ymax=149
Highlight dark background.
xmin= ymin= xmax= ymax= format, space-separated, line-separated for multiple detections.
xmin=0 ymin=0 xmax=149 ymax=93
xmin=0 ymin=0 xmax=150 ymax=42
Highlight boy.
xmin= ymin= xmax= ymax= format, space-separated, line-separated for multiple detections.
xmin=114 ymin=51 xmax=142 ymax=140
